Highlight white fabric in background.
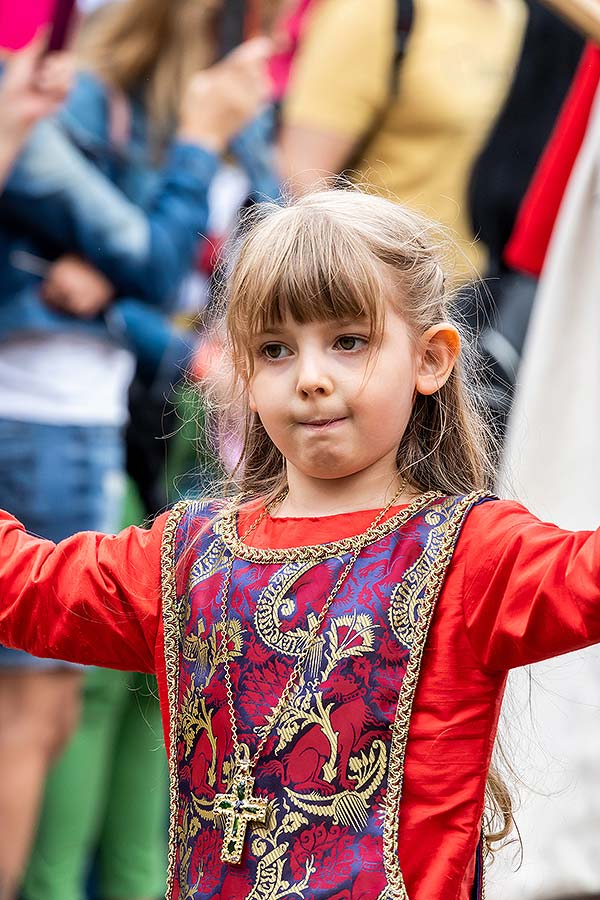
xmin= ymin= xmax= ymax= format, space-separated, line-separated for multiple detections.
xmin=488 ymin=651 xmax=600 ymax=899
xmin=499 ymin=89 xmax=600 ymax=531
xmin=490 ymin=85 xmax=600 ymax=899
xmin=0 ymin=333 xmax=135 ymax=425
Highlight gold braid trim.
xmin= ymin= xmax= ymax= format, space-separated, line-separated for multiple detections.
xmin=160 ymin=500 xmax=190 ymax=900
xmin=382 ymin=491 xmax=491 ymax=900
xmin=215 ymin=491 xmax=443 ymax=563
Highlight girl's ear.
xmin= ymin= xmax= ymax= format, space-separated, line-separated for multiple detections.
xmin=415 ymin=324 xmax=461 ymax=396
xmin=248 ymin=385 xmax=258 ymax=413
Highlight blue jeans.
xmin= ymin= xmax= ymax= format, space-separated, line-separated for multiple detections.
xmin=0 ymin=419 xmax=125 ymax=668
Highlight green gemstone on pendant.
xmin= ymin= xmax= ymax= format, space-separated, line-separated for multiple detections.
xmin=213 ymin=760 xmax=269 ymax=864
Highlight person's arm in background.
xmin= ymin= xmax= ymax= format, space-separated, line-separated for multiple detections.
xmin=277 ymin=0 xmax=393 ymax=195
xmin=42 ymin=252 xmax=116 ymax=318
xmin=0 ymin=31 xmax=72 ymax=188
xmin=0 ymin=37 xmax=272 ymax=310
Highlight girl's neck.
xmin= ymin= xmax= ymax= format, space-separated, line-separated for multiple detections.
xmin=271 ymin=462 xmax=415 ymax=519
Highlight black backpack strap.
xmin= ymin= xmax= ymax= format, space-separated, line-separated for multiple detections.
xmin=341 ymin=0 xmax=414 ymax=169
xmin=392 ymin=0 xmax=414 ymax=92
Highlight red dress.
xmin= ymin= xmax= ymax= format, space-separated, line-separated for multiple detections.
xmin=0 ymin=497 xmax=598 ymax=899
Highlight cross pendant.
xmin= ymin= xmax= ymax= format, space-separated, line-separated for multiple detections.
xmin=213 ymin=748 xmax=268 ymax=864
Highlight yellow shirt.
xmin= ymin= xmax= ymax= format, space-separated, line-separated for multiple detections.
xmin=283 ymin=0 xmax=527 ymax=281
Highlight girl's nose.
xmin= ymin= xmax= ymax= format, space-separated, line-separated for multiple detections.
xmin=295 ymin=354 xmax=334 ymax=397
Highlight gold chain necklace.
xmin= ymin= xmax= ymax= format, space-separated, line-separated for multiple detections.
xmin=213 ymin=481 xmax=408 ymax=864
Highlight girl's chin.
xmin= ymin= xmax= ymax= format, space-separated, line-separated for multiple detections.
xmin=293 ymin=461 xmax=364 ymax=482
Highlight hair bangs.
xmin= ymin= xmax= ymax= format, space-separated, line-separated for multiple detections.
xmin=227 ymin=204 xmax=389 ymax=369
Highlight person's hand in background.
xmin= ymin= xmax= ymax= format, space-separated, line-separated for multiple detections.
xmin=0 ymin=30 xmax=74 ymax=184
xmin=178 ymin=36 xmax=272 ymax=153
xmin=42 ymin=255 xmax=115 ymax=318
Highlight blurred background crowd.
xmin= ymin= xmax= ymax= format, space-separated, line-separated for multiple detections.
xmin=0 ymin=0 xmax=598 ymax=898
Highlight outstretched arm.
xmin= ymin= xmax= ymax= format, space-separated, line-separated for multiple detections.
xmin=461 ymin=501 xmax=600 ymax=671
xmin=0 ymin=509 xmax=167 ymax=673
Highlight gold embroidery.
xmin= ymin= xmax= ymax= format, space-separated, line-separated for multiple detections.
xmin=382 ymin=491 xmax=490 ymax=899
xmin=247 ymin=803 xmax=313 ymax=900
xmin=180 ymin=687 xmax=218 ymax=781
xmin=254 ymin=558 xmax=329 ymax=656
xmin=285 ymin=738 xmax=388 ymax=831
xmin=215 ymin=491 xmax=443 ymax=564
xmin=184 ymin=617 xmax=245 ymax=690
xmin=275 ymin=610 xmax=378 ymax=776
xmin=178 ymin=801 xmax=204 ymax=900
xmin=160 ymin=500 xmax=190 ymax=900
xmin=389 ymin=506 xmax=448 ymax=646
xmin=187 ymin=533 xmax=228 ymax=590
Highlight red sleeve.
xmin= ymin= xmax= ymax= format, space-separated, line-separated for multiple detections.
xmin=0 ymin=509 xmax=167 ymax=673
xmin=460 ymin=501 xmax=600 ymax=671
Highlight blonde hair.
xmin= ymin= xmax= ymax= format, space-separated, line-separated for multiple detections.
xmin=207 ymin=188 xmax=511 ymax=849
xmin=75 ymin=0 xmax=221 ymax=144
xmin=75 ymin=0 xmax=285 ymax=145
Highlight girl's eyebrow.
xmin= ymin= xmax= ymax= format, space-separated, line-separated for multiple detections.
xmin=253 ymin=316 xmax=370 ymax=338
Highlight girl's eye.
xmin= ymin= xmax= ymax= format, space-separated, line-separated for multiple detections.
xmin=261 ymin=343 xmax=291 ymax=360
xmin=334 ymin=335 xmax=368 ymax=352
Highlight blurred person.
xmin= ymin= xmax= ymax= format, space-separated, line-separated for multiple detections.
xmin=467 ymin=0 xmax=583 ymax=433
xmin=0 ymin=30 xmax=72 ymax=186
xmin=278 ymin=0 xmax=526 ymax=284
xmin=0 ymin=2 xmax=272 ymax=894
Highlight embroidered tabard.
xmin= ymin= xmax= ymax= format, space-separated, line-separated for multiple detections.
xmin=160 ymin=493 xmax=488 ymax=900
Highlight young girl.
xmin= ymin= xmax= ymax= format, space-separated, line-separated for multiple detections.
xmin=0 ymin=189 xmax=598 ymax=900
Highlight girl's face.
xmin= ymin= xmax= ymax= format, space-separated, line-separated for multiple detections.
xmin=248 ymin=299 xmax=459 ymax=496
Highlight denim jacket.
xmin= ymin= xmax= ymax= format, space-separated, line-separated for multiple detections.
xmin=0 ymin=70 xmax=280 ymax=377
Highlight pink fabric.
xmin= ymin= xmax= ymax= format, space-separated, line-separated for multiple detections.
xmin=269 ymin=0 xmax=318 ymax=100
xmin=0 ymin=0 xmax=55 ymax=50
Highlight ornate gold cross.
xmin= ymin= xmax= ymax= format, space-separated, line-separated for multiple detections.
xmin=213 ymin=752 xmax=268 ymax=864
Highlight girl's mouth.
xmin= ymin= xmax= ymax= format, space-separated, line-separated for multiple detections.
xmin=299 ymin=417 xmax=346 ymax=430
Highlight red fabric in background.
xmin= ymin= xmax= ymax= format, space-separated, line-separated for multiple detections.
xmin=505 ymin=44 xmax=600 ymax=277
